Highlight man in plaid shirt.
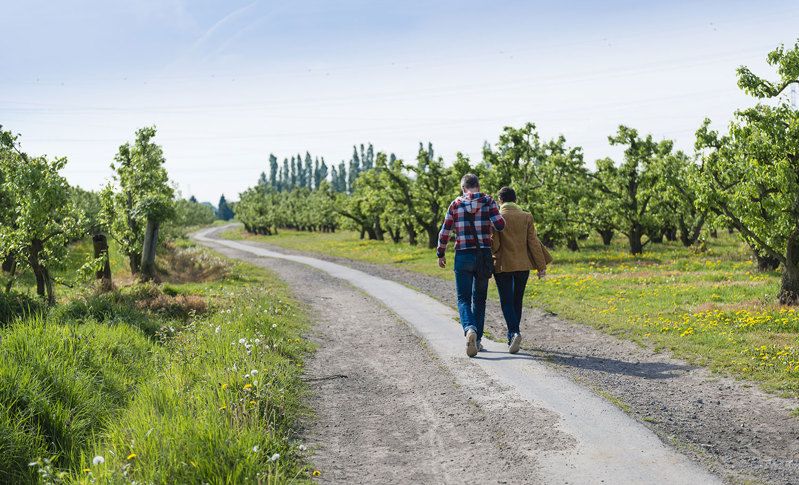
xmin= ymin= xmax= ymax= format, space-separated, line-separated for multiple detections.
xmin=437 ymin=173 xmax=505 ymax=357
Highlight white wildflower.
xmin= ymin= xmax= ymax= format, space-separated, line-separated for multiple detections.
xmin=270 ymin=453 xmax=280 ymax=462
xmin=92 ymin=456 xmax=105 ymax=465
xmin=252 ymin=445 xmax=259 ymax=453
xmin=298 ymin=444 xmax=307 ymax=451
xmin=250 ymin=369 xmax=258 ymax=376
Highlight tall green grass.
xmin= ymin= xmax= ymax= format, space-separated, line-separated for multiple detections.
xmin=0 ymin=317 xmax=157 ymax=482
xmin=0 ymin=243 xmax=313 ymax=484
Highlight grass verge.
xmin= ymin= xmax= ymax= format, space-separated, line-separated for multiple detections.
xmin=0 ymin=239 xmax=314 ymax=484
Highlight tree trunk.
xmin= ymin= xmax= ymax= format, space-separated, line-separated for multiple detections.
xmin=404 ymin=222 xmax=418 ymax=246
xmin=540 ymin=234 xmax=556 ymax=250
xmin=629 ymin=224 xmax=644 ymax=255
xmin=140 ymin=219 xmax=160 ymax=282
xmin=755 ymin=251 xmax=781 ymax=272
xmin=359 ymin=228 xmax=366 ymax=240
xmin=92 ymin=234 xmax=113 ymax=291
xmin=566 ymin=238 xmax=579 ymax=251
xmin=598 ymin=229 xmax=614 ymax=246
xmin=426 ymin=226 xmax=438 ymax=249
xmin=373 ymin=219 xmax=385 ymax=241
xmin=43 ymin=267 xmax=55 ymax=306
xmin=647 ymin=227 xmax=664 ymax=244
xmin=129 ymin=252 xmax=141 ymax=275
xmin=664 ymin=226 xmax=678 ymax=242
xmin=2 ymin=255 xmax=13 ymax=273
xmin=28 ymin=239 xmax=53 ymax=304
xmin=3 ymin=256 xmax=16 ymax=293
xmin=780 ymin=233 xmax=799 ymax=305
xmin=780 ymin=266 xmax=799 ymax=305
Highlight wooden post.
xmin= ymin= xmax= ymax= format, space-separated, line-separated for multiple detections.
xmin=140 ymin=219 xmax=159 ymax=282
xmin=92 ymin=234 xmax=113 ymax=291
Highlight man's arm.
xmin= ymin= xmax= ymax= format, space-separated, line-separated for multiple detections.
xmin=488 ymin=198 xmax=505 ymax=231
xmin=436 ymin=203 xmax=455 ymax=260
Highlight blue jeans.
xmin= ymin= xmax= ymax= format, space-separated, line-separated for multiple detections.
xmin=454 ymin=249 xmax=491 ymax=341
xmin=494 ymin=270 xmax=530 ymax=342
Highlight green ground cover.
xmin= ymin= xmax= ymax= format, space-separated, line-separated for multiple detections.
xmin=0 ymin=238 xmax=315 ymax=484
xmin=221 ymin=226 xmax=799 ymax=397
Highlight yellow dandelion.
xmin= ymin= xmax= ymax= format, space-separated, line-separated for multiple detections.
xmin=127 ymin=453 xmax=137 ymax=460
xmin=221 ymin=383 xmax=229 ymax=390
xmin=83 ymin=468 xmax=91 ymax=473
xmin=243 ymin=383 xmax=253 ymax=390
xmin=312 ymin=470 xmax=321 ymax=477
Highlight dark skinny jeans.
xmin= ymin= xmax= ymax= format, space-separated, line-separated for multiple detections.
xmin=494 ymin=270 xmax=530 ymax=342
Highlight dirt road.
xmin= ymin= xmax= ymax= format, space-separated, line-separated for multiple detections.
xmin=196 ymin=227 xmax=721 ymax=484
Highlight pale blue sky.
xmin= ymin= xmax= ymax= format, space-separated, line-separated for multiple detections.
xmin=2 ymin=1 xmax=798 ymax=202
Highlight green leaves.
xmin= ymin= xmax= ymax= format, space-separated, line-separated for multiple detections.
xmin=102 ymin=126 xmax=175 ymax=272
xmin=737 ymin=40 xmax=799 ymax=98
xmin=0 ymin=134 xmax=85 ymax=302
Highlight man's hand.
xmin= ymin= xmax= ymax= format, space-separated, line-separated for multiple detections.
xmin=438 ymin=257 xmax=446 ymax=268
xmin=537 ymin=269 xmax=546 ymax=279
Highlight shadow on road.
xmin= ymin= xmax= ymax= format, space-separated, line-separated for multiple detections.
xmin=476 ymin=348 xmax=694 ymax=380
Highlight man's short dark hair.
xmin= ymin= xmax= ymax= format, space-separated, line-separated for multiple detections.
xmin=460 ymin=173 xmax=479 ymax=189
xmin=498 ymin=186 xmax=516 ymax=203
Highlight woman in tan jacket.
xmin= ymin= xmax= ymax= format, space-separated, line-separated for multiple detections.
xmin=491 ymin=187 xmax=552 ymax=353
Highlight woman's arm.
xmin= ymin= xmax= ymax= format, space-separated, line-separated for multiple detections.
xmin=526 ymin=214 xmax=548 ymax=272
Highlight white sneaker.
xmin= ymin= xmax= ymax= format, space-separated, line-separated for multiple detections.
xmin=466 ymin=329 xmax=478 ymax=357
xmin=477 ymin=340 xmax=485 ymax=352
xmin=509 ymin=333 xmax=522 ymax=354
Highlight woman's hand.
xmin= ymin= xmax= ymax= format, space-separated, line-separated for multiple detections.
xmin=537 ymin=269 xmax=546 ymax=279
xmin=438 ymin=257 xmax=446 ymax=268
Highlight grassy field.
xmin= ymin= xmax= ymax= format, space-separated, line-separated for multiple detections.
xmin=0 ymin=237 xmax=315 ymax=483
xmin=221 ymin=226 xmax=799 ymax=398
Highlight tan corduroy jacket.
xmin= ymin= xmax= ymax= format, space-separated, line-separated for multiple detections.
xmin=491 ymin=202 xmax=552 ymax=273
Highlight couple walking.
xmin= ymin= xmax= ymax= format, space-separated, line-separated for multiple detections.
xmin=437 ymin=173 xmax=552 ymax=357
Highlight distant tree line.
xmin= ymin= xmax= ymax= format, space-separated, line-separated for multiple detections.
xmin=236 ymin=40 xmax=799 ymax=304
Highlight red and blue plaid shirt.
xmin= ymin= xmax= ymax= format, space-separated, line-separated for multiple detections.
xmin=436 ymin=192 xmax=505 ymax=258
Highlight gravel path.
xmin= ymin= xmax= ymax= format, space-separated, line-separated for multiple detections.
xmin=197 ymin=227 xmax=725 ymax=484
xmin=206 ymin=227 xmax=799 ymax=485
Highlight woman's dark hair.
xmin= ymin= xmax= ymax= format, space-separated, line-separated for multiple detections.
xmin=460 ymin=173 xmax=479 ymax=189
xmin=497 ymin=186 xmax=516 ymax=203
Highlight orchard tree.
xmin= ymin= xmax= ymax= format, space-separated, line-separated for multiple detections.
xmin=520 ymin=136 xmax=590 ymax=250
xmin=695 ymin=41 xmax=799 ymax=302
xmin=592 ymin=126 xmax=673 ymax=255
xmin=659 ymin=150 xmax=707 ymax=247
xmin=375 ymin=153 xmax=419 ymax=244
xmin=0 ymin=144 xmax=83 ymax=304
xmin=411 ymin=143 xmax=453 ymax=248
xmin=0 ymin=128 xmax=18 ymax=278
xmin=101 ymin=126 xmax=174 ymax=279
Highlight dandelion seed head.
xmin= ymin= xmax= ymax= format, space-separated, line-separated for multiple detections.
xmin=270 ymin=453 xmax=280 ymax=462
xmin=92 ymin=456 xmax=105 ymax=465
